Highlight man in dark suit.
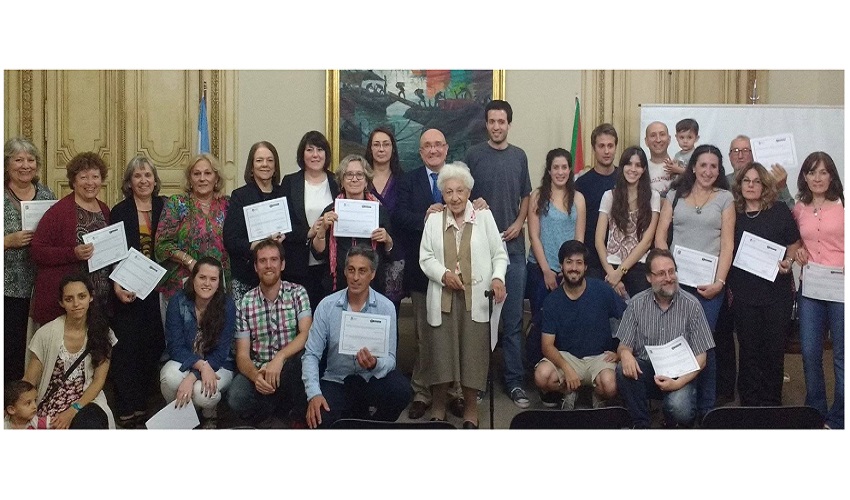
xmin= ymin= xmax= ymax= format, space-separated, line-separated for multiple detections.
xmin=393 ymin=128 xmax=463 ymax=419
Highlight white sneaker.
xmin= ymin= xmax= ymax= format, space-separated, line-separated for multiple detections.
xmin=561 ymin=391 xmax=578 ymax=411
xmin=509 ymin=387 xmax=530 ymax=409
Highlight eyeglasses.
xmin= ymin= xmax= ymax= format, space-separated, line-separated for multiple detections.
xmin=371 ymin=141 xmax=392 ymax=150
xmin=650 ymin=269 xmax=677 ymax=279
xmin=344 ymin=172 xmax=365 ymax=180
xmin=729 ymin=148 xmax=752 ymax=155
xmin=420 ymin=142 xmax=446 ymax=151
xmin=741 ymin=178 xmax=762 ymax=186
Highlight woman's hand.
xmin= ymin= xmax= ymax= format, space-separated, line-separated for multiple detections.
xmin=175 ymin=373 xmax=196 ymax=408
xmin=52 ymin=407 xmax=77 ymax=430
xmin=543 ymin=268 xmax=558 ymax=291
xmin=251 ymin=232 xmax=285 ymax=250
xmin=795 ymin=246 xmax=810 ymax=267
xmin=778 ymin=257 xmax=794 ymax=275
xmin=371 ymin=227 xmax=391 ymax=245
xmin=491 ymin=278 xmax=506 ymax=303
xmin=199 ymin=361 xmax=219 ymax=398
xmin=696 ymin=281 xmax=724 ymax=300
xmin=4 ymin=230 xmax=34 ymax=249
xmin=113 ymin=281 xmax=136 ymax=304
xmin=73 ymin=243 xmax=95 ymax=261
xmin=604 ymin=268 xmax=623 ymax=289
xmin=320 ymin=212 xmax=338 ymax=230
xmin=442 ymin=270 xmax=464 ymax=291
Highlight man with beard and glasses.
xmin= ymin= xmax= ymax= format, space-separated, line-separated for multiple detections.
xmin=615 ymin=249 xmax=715 ymax=428
xmin=532 ymin=240 xmax=626 ymax=410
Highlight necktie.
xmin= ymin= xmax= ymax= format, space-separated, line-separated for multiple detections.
xmin=430 ymin=172 xmax=443 ymax=203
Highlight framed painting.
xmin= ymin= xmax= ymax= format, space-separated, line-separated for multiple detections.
xmin=326 ymin=70 xmax=505 ymax=171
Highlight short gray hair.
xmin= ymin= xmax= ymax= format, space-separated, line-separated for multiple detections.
xmin=4 ymin=137 xmax=42 ymax=183
xmin=436 ymin=161 xmax=474 ymax=192
xmin=345 ymin=245 xmax=378 ymax=271
xmin=122 ymin=155 xmax=162 ymax=198
xmin=729 ymin=135 xmax=751 ymax=149
xmin=336 ymin=154 xmax=373 ymax=187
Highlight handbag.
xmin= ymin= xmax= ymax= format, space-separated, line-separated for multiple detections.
xmin=666 ymin=191 xmax=682 ymax=248
xmin=38 ymin=346 xmax=91 ymax=411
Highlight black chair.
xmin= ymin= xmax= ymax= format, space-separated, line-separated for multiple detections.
xmin=330 ymin=418 xmax=456 ymax=429
xmin=701 ymin=406 xmax=824 ymax=429
xmin=509 ymin=407 xmax=633 ymax=429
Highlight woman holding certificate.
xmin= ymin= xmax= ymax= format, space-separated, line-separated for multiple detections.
xmin=4 ymin=138 xmax=56 ymax=382
xmin=160 ymin=256 xmax=235 ymax=429
xmin=109 ymin=155 xmax=166 ymax=427
xmin=728 ymin=163 xmax=800 ymax=407
xmin=365 ymin=127 xmax=406 ymax=309
xmin=31 ymin=152 xmax=111 ymax=328
xmin=419 ymin=162 xmax=507 ymax=428
xmin=155 ymin=153 xmax=231 ymax=309
xmin=24 ymin=272 xmax=114 ymax=429
xmin=655 ymin=144 xmax=733 ymax=417
xmin=792 ymin=151 xmax=844 ymax=429
xmin=224 ymin=141 xmax=286 ymax=302
xmin=311 ymin=154 xmax=394 ymax=295
xmin=281 ymin=131 xmax=339 ymax=309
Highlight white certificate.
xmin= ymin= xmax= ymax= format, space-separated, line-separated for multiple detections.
xmin=338 ymin=311 xmax=390 ymax=357
xmin=145 ymin=400 xmax=200 ymax=430
xmin=490 ymin=295 xmax=504 ymax=352
xmin=109 ymin=248 xmax=167 ymax=300
xmin=751 ymin=133 xmax=797 ymax=174
xmin=673 ymin=246 xmax=717 ymax=288
xmin=333 ymin=199 xmax=380 ymax=238
xmin=20 ymin=200 xmax=57 ymax=231
xmin=732 ymin=231 xmax=786 ymax=282
xmin=645 ymin=336 xmax=700 ymax=379
xmin=802 ymin=262 xmax=844 ymax=303
xmin=242 ymin=196 xmax=292 ymax=242
xmin=82 ymin=222 xmax=128 ymax=272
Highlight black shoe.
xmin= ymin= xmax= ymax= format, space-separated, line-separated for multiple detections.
xmin=540 ymin=391 xmax=564 ymax=408
xmin=408 ymin=400 xmax=430 ymax=420
xmin=447 ymin=397 xmax=465 ymax=418
xmin=462 ymin=420 xmax=479 ymax=429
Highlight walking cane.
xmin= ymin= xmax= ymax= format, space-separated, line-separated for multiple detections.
xmin=485 ymin=289 xmax=495 ymax=429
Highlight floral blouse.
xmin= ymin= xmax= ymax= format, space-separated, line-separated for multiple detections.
xmin=3 ymin=183 xmax=56 ymax=298
xmin=154 ymin=193 xmax=231 ymax=300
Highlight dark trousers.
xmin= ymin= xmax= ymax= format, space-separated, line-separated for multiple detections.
xmin=714 ymin=289 xmax=737 ymax=400
xmin=317 ymin=370 xmax=411 ymax=428
xmin=733 ymin=297 xmax=792 ymax=406
xmin=286 ymin=263 xmax=330 ymax=312
xmin=4 ymin=296 xmax=30 ymax=383
xmin=228 ymin=354 xmax=307 ymax=424
xmin=109 ymin=294 xmax=165 ymax=417
xmin=69 ymin=404 xmax=109 ymax=429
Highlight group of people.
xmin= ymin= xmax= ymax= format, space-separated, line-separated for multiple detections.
xmin=3 ymin=100 xmax=844 ymax=430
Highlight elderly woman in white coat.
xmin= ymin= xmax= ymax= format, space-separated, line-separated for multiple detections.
xmin=419 ymin=162 xmax=507 ymax=428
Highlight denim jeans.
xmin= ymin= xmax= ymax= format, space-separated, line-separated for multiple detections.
xmin=681 ymin=284 xmax=721 ymax=416
xmin=501 ymin=253 xmax=528 ymax=390
xmin=616 ymin=358 xmax=698 ymax=428
xmin=316 ymin=371 xmax=412 ymax=428
xmin=525 ymin=261 xmax=561 ymax=366
xmin=799 ymin=293 xmax=844 ymax=429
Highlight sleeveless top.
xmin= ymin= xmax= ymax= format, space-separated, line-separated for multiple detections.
xmin=528 ymin=200 xmax=577 ymax=272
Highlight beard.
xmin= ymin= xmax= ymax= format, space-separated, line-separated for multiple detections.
xmin=564 ymin=271 xmax=585 ymax=288
xmin=652 ymin=281 xmax=677 ymax=299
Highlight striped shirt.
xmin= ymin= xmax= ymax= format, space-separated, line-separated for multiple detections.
xmin=236 ymin=280 xmax=312 ymax=368
xmin=615 ymin=287 xmax=714 ymax=361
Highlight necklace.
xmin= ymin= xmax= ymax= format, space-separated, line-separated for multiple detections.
xmin=746 ymin=210 xmax=762 ymax=219
xmin=813 ymin=201 xmax=826 ymax=217
xmin=692 ymin=189 xmax=714 ymax=215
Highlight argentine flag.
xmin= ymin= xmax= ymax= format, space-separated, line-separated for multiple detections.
xmin=198 ymin=94 xmax=210 ymax=154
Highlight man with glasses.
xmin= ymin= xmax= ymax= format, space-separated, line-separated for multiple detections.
xmin=228 ymin=238 xmax=312 ymax=427
xmin=727 ymin=135 xmax=793 ymax=208
xmin=615 ymin=249 xmax=715 ymax=428
xmin=394 ymin=128 xmax=465 ymax=419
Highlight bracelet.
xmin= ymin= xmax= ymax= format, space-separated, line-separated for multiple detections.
xmin=717 ymin=278 xmax=726 ymax=286
xmin=620 ymin=266 xmax=629 ymax=275
xmin=71 ymin=402 xmax=83 ymax=411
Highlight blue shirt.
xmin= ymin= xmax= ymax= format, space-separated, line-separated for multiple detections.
xmin=164 ymin=290 xmax=236 ymax=375
xmin=527 ymin=201 xmax=578 ymax=272
xmin=541 ymin=278 xmax=626 ymax=358
xmin=302 ymin=287 xmax=398 ymax=400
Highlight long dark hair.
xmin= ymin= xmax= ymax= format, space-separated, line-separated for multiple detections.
xmin=536 ymin=148 xmax=575 ymax=217
xmin=363 ymin=126 xmax=402 ymax=177
xmin=58 ymin=273 xmax=111 ymax=367
xmin=183 ymin=256 xmax=227 ymax=355
xmin=669 ymin=144 xmax=729 ymax=197
xmin=611 ymin=146 xmax=653 ymax=240
xmin=797 ymin=151 xmax=844 ymax=205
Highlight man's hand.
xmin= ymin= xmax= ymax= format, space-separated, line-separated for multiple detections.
xmin=654 ymin=375 xmax=684 ymax=392
xmin=356 ymin=347 xmax=377 ymax=370
xmin=472 ymin=197 xmax=489 ymax=211
xmin=562 ymin=366 xmax=581 ymax=392
xmin=307 ymin=395 xmax=329 ymax=429
xmin=770 ymin=163 xmax=788 ymax=189
xmin=425 ymin=203 xmax=444 ymax=219
xmin=262 ymin=357 xmax=285 ymax=389
xmin=663 ymin=157 xmax=685 ymax=175
xmin=253 ymin=367 xmax=276 ymax=395
xmin=502 ymin=221 xmax=523 ymax=242
xmin=620 ymin=350 xmax=642 ymax=380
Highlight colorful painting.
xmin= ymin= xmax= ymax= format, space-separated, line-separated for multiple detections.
xmin=327 ymin=70 xmax=505 ymax=171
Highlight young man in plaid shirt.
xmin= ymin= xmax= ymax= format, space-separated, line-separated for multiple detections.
xmin=228 ymin=238 xmax=312 ymax=427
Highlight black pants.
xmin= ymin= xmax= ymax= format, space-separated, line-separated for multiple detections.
xmin=732 ymin=296 xmax=793 ymax=406
xmin=69 ymin=404 xmax=109 ymax=429
xmin=286 ymin=263 xmax=330 ymax=312
xmin=714 ymin=289 xmax=737 ymax=400
xmin=4 ymin=296 xmax=30 ymax=383
xmin=317 ymin=371 xmax=412 ymax=428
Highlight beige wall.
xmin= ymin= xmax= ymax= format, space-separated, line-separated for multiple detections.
xmin=766 ymin=70 xmax=844 ymax=105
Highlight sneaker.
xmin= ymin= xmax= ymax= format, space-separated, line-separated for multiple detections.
xmin=783 ymin=372 xmax=791 ymax=383
xmin=509 ymin=387 xmax=530 ymax=409
xmin=591 ymin=392 xmax=605 ymax=409
xmin=477 ymin=390 xmax=486 ymax=403
xmin=540 ymin=391 xmax=564 ymax=408
xmin=561 ymin=391 xmax=578 ymax=411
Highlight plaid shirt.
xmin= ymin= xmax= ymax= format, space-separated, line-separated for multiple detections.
xmin=236 ymin=280 xmax=311 ymax=368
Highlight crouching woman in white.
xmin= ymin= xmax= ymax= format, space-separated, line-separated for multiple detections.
xmin=24 ymin=272 xmax=115 ymax=429
xmin=160 ymin=256 xmax=235 ymax=428
xmin=419 ymin=162 xmax=507 ymax=429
